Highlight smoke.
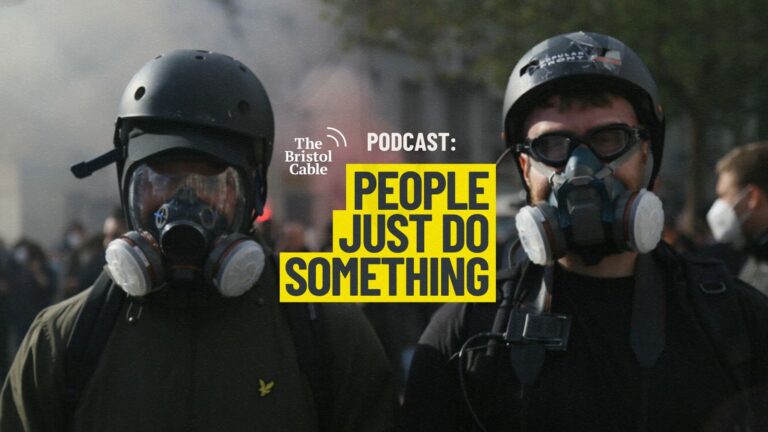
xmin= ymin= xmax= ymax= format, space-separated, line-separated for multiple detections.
xmin=0 ymin=0 xmax=24 ymax=7
xmin=0 ymin=0 xmax=352 ymax=245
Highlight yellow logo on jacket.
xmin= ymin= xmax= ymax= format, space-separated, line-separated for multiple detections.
xmin=259 ymin=379 xmax=275 ymax=397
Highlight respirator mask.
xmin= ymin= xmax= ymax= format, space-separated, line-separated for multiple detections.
xmin=105 ymin=158 xmax=265 ymax=297
xmin=706 ymin=188 xmax=752 ymax=250
xmin=514 ymin=124 xmax=664 ymax=266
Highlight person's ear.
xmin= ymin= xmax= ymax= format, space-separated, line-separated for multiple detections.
xmin=518 ymin=154 xmax=532 ymax=188
xmin=746 ymin=184 xmax=766 ymax=210
xmin=640 ymin=140 xmax=650 ymax=164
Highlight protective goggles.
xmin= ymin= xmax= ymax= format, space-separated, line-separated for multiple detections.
xmin=516 ymin=124 xmax=649 ymax=166
xmin=127 ymin=158 xmax=246 ymax=233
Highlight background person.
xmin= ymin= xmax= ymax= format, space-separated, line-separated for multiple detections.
xmin=6 ymin=239 xmax=56 ymax=352
xmin=62 ymin=207 xmax=127 ymax=299
xmin=706 ymin=141 xmax=768 ymax=295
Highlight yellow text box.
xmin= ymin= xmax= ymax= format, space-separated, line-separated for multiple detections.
xmin=280 ymin=164 xmax=496 ymax=302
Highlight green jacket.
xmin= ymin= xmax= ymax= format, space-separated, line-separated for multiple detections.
xmin=0 ymin=262 xmax=396 ymax=432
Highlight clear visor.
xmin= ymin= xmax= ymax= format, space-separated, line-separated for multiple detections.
xmin=127 ymin=158 xmax=246 ymax=234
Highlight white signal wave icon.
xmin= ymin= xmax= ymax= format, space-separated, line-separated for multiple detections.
xmin=325 ymin=127 xmax=347 ymax=148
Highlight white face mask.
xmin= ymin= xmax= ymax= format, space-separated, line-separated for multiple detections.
xmin=13 ymin=247 xmax=29 ymax=265
xmin=706 ymin=189 xmax=751 ymax=249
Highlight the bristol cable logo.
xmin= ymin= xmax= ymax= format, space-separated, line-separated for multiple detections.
xmin=285 ymin=127 xmax=347 ymax=176
xmin=325 ymin=127 xmax=347 ymax=148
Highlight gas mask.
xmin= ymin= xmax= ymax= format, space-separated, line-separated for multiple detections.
xmin=706 ymin=188 xmax=752 ymax=250
xmin=514 ymin=125 xmax=664 ymax=266
xmin=105 ymin=159 xmax=265 ymax=297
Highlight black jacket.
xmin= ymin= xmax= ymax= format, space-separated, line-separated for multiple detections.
xmin=399 ymin=243 xmax=768 ymax=431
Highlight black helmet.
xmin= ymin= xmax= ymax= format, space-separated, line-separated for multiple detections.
xmin=72 ymin=49 xmax=274 ymax=232
xmin=502 ymin=31 xmax=665 ymax=191
xmin=116 ymin=49 xmax=274 ymax=147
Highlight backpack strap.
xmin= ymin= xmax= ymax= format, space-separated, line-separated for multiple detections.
xmin=684 ymin=256 xmax=754 ymax=426
xmin=63 ymin=269 xmax=125 ymax=427
xmin=684 ymin=256 xmax=752 ymax=380
xmin=483 ymin=239 xmax=529 ymax=358
xmin=630 ymin=252 xmax=666 ymax=368
xmin=484 ymin=240 xmax=571 ymax=385
xmin=268 ymin=252 xmax=333 ymax=432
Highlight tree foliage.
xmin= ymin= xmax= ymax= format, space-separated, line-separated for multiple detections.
xmin=321 ymin=0 xmax=768 ymax=232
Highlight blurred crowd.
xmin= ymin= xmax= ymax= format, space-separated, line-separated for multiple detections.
xmin=0 ymin=208 xmax=126 ymax=380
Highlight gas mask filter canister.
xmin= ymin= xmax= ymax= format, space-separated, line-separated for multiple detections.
xmin=106 ymin=231 xmax=265 ymax=298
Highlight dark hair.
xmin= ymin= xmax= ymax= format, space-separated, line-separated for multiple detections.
xmin=716 ymin=141 xmax=768 ymax=192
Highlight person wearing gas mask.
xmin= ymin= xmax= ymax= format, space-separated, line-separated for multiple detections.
xmin=706 ymin=141 xmax=768 ymax=296
xmin=399 ymin=32 xmax=768 ymax=432
xmin=0 ymin=50 xmax=395 ymax=432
